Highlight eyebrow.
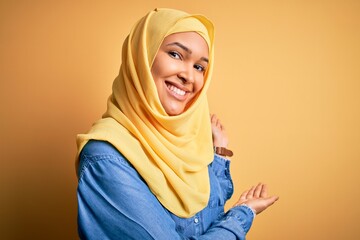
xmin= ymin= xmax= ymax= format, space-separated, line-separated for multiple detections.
xmin=166 ymin=42 xmax=209 ymax=63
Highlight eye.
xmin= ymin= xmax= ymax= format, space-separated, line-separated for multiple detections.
xmin=168 ymin=51 xmax=182 ymax=60
xmin=194 ymin=64 xmax=206 ymax=73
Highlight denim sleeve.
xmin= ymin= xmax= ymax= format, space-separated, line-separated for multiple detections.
xmin=77 ymin=141 xmax=184 ymax=240
xmin=190 ymin=206 xmax=255 ymax=240
xmin=211 ymin=154 xmax=235 ymax=202
xmin=189 ymin=154 xmax=255 ymax=240
xmin=77 ymin=141 xmax=254 ymax=240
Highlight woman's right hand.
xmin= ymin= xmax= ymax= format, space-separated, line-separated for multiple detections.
xmin=233 ymin=183 xmax=279 ymax=215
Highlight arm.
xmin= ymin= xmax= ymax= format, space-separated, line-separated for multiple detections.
xmin=77 ymin=141 xmax=256 ymax=240
xmin=189 ymin=205 xmax=255 ymax=240
xmin=77 ymin=141 xmax=181 ymax=240
xmin=209 ymin=114 xmax=279 ymax=236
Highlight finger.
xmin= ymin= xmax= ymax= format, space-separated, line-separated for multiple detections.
xmin=217 ymin=120 xmax=223 ymax=130
xmin=246 ymin=186 xmax=255 ymax=199
xmin=239 ymin=189 xmax=249 ymax=201
xmin=216 ymin=118 xmax=220 ymax=128
xmin=264 ymin=196 xmax=279 ymax=207
xmin=245 ymin=195 xmax=279 ymax=214
xmin=211 ymin=114 xmax=217 ymax=124
xmin=254 ymin=183 xmax=263 ymax=198
xmin=260 ymin=184 xmax=268 ymax=198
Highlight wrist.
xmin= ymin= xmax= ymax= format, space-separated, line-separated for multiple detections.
xmin=213 ymin=146 xmax=233 ymax=157
xmin=234 ymin=204 xmax=257 ymax=218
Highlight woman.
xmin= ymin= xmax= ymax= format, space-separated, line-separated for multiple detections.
xmin=76 ymin=8 xmax=278 ymax=239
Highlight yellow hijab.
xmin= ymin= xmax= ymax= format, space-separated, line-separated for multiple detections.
xmin=76 ymin=8 xmax=215 ymax=217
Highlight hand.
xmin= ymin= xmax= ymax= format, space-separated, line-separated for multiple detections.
xmin=233 ymin=183 xmax=279 ymax=215
xmin=210 ymin=114 xmax=229 ymax=148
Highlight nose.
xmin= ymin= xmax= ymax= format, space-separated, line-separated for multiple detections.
xmin=177 ymin=63 xmax=195 ymax=84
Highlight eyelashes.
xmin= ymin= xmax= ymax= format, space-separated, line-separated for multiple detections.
xmin=168 ymin=51 xmax=181 ymax=59
xmin=194 ymin=64 xmax=205 ymax=72
xmin=167 ymin=51 xmax=206 ymax=73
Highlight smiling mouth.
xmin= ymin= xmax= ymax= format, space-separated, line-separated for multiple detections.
xmin=165 ymin=82 xmax=186 ymax=96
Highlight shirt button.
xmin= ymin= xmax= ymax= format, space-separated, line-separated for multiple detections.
xmin=194 ymin=218 xmax=199 ymax=223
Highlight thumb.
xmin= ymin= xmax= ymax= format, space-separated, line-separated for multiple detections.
xmin=265 ymin=196 xmax=279 ymax=206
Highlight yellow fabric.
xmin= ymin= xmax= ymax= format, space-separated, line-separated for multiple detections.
xmin=76 ymin=8 xmax=215 ymax=217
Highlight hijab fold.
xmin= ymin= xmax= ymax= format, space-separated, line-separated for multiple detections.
xmin=76 ymin=8 xmax=215 ymax=217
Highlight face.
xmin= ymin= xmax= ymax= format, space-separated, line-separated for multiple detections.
xmin=151 ymin=32 xmax=209 ymax=116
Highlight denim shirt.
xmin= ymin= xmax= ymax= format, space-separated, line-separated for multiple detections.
xmin=77 ymin=140 xmax=254 ymax=240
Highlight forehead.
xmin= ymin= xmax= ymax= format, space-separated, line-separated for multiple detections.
xmin=161 ymin=32 xmax=209 ymax=55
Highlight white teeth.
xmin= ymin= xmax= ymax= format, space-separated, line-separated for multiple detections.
xmin=168 ymin=84 xmax=186 ymax=96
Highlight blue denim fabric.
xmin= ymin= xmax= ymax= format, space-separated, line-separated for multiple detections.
xmin=77 ymin=140 xmax=254 ymax=240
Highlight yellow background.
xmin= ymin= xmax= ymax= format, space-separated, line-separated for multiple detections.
xmin=1 ymin=0 xmax=359 ymax=239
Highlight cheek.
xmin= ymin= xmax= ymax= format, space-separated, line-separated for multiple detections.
xmin=195 ymin=77 xmax=205 ymax=93
xmin=151 ymin=52 xmax=174 ymax=77
xmin=151 ymin=60 xmax=161 ymax=80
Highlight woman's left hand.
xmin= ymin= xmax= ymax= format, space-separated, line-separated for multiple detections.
xmin=233 ymin=183 xmax=279 ymax=215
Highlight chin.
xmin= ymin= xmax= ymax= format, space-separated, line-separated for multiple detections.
xmin=167 ymin=110 xmax=183 ymax=116
xmin=165 ymin=107 xmax=185 ymax=116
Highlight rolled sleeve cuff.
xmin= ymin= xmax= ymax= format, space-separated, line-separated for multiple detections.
xmin=226 ymin=205 xmax=255 ymax=233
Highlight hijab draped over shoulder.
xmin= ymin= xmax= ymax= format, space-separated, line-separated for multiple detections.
xmin=76 ymin=8 xmax=215 ymax=217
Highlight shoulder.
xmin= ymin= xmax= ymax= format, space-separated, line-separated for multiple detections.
xmin=77 ymin=140 xmax=128 ymax=179
xmin=80 ymin=140 xmax=119 ymax=157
